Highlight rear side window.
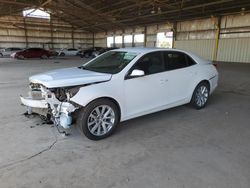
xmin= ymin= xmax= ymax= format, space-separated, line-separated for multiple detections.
xmin=12 ymin=48 xmax=21 ymax=51
xmin=164 ymin=51 xmax=196 ymax=71
xmin=186 ymin=55 xmax=196 ymax=66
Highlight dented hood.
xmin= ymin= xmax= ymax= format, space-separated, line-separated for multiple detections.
xmin=29 ymin=67 xmax=112 ymax=88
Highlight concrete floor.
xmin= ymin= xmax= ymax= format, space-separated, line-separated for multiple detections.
xmin=0 ymin=57 xmax=249 ymax=188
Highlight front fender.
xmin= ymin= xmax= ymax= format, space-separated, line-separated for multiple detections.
xmin=70 ymin=80 xmax=126 ymax=120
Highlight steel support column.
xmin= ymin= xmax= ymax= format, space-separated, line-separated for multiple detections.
xmin=213 ymin=17 xmax=221 ymax=61
xmin=23 ymin=17 xmax=28 ymax=48
xmin=144 ymin=26 xmax=147 ymax=47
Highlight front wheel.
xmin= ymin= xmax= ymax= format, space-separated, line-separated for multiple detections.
xmin=77 ymin=99 xmax=119 ymax=140
xmin=191 ymin=82 xmax=210 ymax=109
xmin=59 ymin=52 xmax=65 ymax=57
xmin=17 ymin=55 xmax=24 ymax=60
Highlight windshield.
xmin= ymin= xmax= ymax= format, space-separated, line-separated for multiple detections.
xmin=82 ymin=51 xmax=138 ymax=74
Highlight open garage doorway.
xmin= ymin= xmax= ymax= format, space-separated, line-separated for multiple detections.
xmin=156 ymin=32 xmax=173 ymax=48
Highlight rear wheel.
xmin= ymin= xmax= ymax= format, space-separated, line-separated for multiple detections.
xmin=77 ymin=99 xmax=119 ymax=140
xmin=41 ymin=54 xmax=48 ymax=59
xmin=191 ymin=82 xmax=210 ymax=109
xmin=0 ymin=53 xmax=3 ymax=57
xmin=60 ymin=52 xmax=65 ymax=57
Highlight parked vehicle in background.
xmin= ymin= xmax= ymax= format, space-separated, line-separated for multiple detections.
xmin=93 ymin=47 xmax=118 ymax=57
xmin=79 ymin=47 xmax=104 ymax=58
xmin=58 ymin=48 xmax=79 ymax=56
xmin=20 ymin=48 xmax=218 ymax=140
xmin=0 ymin=47 xmax=22 ymax=57
xmin=11 ymin=48 xmax=52 ymax=59
xmin=48 ymin=49 xmax=59 ymax=57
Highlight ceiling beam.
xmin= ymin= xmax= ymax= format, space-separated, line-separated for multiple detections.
xmin=0 ymin=0 xmax=33 ymax=7
xmin=111 ymin=0 xmax=235 ymax=23
xmin=66 ymin=0 xmax=126 ymax=28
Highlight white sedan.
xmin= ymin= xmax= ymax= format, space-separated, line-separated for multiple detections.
xmin=0 ymin=47 xmax=22 ymax=57
xmin=58 ymin=48 xmax=79 ymax=56
xmin=20 ymin=48 xmax=218 ymax=140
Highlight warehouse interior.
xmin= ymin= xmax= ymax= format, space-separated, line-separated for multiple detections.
xmin=0 ymin=0 xmax=250 ymax=62
xmin=0 ymin=1 xmax=250 ymax=188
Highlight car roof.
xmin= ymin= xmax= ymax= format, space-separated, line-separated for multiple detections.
xmin=113 ymin=47 xmax=193 ymax=53
xmin=113 ymin=47 xmax=209 ymax=64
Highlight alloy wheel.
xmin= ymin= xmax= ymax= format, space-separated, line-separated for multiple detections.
xmin=87 ymin=105 xmax=115 ymax=136
xmin=195 ymin=85 xmax=209 ymax=107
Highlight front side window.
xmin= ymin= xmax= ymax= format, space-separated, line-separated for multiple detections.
xmin=68 ymin=48 xmax=77 ymax=51
xmin=130 ymin=52 xmax=164 ymax=76
xmin=82 ymin=51 xmax=138 ymax=74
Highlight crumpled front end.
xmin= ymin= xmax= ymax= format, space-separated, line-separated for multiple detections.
xmin=20 ymin=83 xmax=79 ymax=129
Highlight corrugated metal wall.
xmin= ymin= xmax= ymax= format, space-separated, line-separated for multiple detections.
xmin=174 ymin=40 xmax=215 ymax=60
xmin=174 ymin=14 xmax=250 ymax=63
xmin=0 ymin=16 xmax=93 ymax=50
xmin=94 ymin=32 xmax=106 ymax=47
xmin=217 ymin=38 xmax=250 ymax=63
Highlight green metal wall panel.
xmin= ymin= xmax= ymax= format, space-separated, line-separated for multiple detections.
xmin=174 ymin=39 xmax=215 ymax=60
xmin=217 ymin=38 xmax=250 ymax=63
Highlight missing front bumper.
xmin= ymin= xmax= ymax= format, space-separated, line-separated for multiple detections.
xmin=20 ymin=95 xmax=78 ymax=129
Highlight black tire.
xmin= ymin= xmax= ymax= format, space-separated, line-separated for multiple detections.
xmin=191 ymin=81 xmax=210 ymax=109
xmin=59 ymin=52 xmax=65 ymax=57
xmin=0 ymin=53 xmax=3 ymax=57
xmin=41 ymin=54 xmax=48 ymax=59
xmin=77 ymin=99 xmax=119 ymax=140
xmin=84 ymin=53 xmax=90 ymax=58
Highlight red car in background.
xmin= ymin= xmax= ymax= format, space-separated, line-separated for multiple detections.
xmin=11 ymin=48 xmax=52 ymax=59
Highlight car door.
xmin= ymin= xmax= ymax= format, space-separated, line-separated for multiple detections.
xmin=67 ymin=49 xmax=72 ymax=56
xmin=24 ymin=49 xmax=31 ymax=58
xmin=5 ymin=48 xmax=12 ymax=56
xmin=27 ymin=48 xmax=37 ymax=58
xmin=35 ymin=48 xmax=42 ymax=57
xmin=124 ymin=51 xmax=169 ymax=118
xmin=163 ymin=51 xmax=198 ymax=104
xmin=68 ymin=48 xmax=77 ymax=56
xmin=31 ymin=48 xmax=40 ymax=58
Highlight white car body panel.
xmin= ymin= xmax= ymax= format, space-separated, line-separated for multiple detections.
xmin=29 ymin=67 xmax=112 ymax=88
xmin=21 ymin=47 xmax=218 ymax=126
xmin=1 ymin=49 xmax=22 ymax=56
xmin=58 ymin=49 xmax=79 ymax=56
xmin=123 ymin=71 xmax=171 ymax=119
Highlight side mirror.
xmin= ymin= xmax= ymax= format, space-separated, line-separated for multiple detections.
xmin=130 ymin=69 xmax=145 ymax=78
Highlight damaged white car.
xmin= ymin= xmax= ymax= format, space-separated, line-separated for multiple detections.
xmin=20 ymin=48 xmax=218 ymax=140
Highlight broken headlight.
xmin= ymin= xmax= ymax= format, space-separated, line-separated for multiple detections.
xmin=49 ymin=86 xmax=81 ymax=102
xmin=67 ymin=86 xmax=81 ymax=98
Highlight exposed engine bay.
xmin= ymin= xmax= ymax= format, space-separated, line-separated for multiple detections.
xmin=21 ymin=82 xmax=80 ymax=130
